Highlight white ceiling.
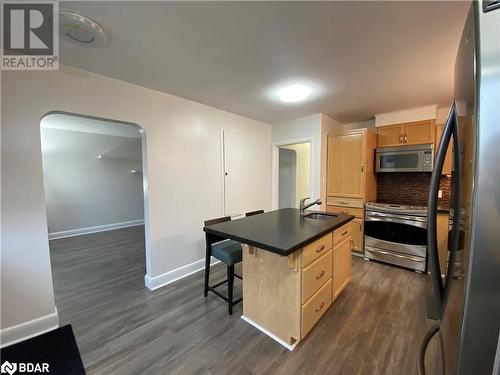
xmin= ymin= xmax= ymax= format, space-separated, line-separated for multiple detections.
xmin=59 ymin=1 xmax=470 ymax=124
xmin=41 ymin=113 xmax=141 ymax=138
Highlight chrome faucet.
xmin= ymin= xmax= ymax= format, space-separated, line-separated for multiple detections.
xmin=299 ymin=197 xmax=322 ymax=215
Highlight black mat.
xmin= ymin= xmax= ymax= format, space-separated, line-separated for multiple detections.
xmin=1 ymin=325 xmax=85 ymax=374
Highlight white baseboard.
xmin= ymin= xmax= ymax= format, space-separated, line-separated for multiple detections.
xmin=48 ymin=219 xmax=144 ymax=240
xmin=241 ymin=315 xmax=298 ymax=351
xmin=0 ymin=308 xmax=59 ymax=348
xmin=145 ymin=257 xmax=220 ymax=291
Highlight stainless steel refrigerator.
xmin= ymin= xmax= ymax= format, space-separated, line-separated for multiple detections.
xmin=422 ymin=1 xmax=500 ymax=374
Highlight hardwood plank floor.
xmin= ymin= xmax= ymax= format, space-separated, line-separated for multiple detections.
xmin=50 ymin=226 xmax=436 ymax=375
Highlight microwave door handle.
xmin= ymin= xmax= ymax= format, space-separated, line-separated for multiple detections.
xmin=442 ymin=104 xmax=463 ymax=307
xmin=427 ymin=101 xmax=456 ymax=314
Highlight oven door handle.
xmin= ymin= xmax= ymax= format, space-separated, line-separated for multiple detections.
xmin=365 ymin=247 xmax=424 ymax=263
xmin=365 ymin=213 xmax=427 ymax=228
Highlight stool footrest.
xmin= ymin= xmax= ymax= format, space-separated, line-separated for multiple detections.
xmin=207 ymin=284 xmax=242 ymax=306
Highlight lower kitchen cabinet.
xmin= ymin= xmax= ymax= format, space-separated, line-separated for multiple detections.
xmin=326 ymin=203 xmax=364 ymax=255
xmin=351 ymin=218 xmax=363 ymax=253
xmin=242 ymin=222 xmax=353 ymax=346
xmin=332 ymin=234 xmax=352 ymax=301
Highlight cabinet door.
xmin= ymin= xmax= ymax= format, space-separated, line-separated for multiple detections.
xmin=327 ymin=133 xmax=365 ymax=198
xmin=351 ymin=218 xmax=363 ymax=253
xmin=332 ymin=237 xmax=352 ymax=300
xmin=377 ymin=124 xmax=403 ymax=147
xmin=435 ymin=124 xmax=453 ymax=175
xmin=404 ymin=120 xmax=434 ymax=145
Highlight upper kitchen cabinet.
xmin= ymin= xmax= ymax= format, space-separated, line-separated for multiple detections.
xmin=435 ymin=123 xmax=453 ymax=175
xmin=327 ymin=129 xmax=377 ymax=200
xmin=376 ymin=124 xmax=403 ymax=147
xmin=376 ymin=120 xmax=436 ymax=147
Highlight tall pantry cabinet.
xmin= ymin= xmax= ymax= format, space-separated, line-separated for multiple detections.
xmin=326 ymin=129 xmax=377 ymax=255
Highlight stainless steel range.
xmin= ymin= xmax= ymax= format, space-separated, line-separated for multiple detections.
xmin=364 ymin=202 xmax=427 ymax=272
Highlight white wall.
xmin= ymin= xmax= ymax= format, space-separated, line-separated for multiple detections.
xmin=272 ymin=114 xmax=322 ymax=208
xmin=375 ymin=105 xmax=437 ymax=127
xmin=1 ymin=65 xmax=272 ymax=346
xmin=343 ymin=119 xmax=375 ymax=131
xmin=271 ymin=113 xmax=342 ymax=211
xmin=41 ymin=126 xmax=144 ymax=236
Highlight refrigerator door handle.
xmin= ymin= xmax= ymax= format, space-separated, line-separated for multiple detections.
xmin=442 ymin=103 xmax=463 ymax=307
xmin=427 ymin=101 xmax=457 ymax=313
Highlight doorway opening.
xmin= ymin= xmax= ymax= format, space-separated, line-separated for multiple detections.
xmin=277 ymin=142 xmax=311 ymax=208
xmin=40 ymin=111 xmax=150 ymax=335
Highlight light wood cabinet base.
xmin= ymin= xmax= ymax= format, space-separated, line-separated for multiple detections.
xmin=241 ymin=225 xmax=352 ymax=350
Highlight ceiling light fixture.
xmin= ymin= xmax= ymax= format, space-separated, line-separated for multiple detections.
xmin=276 ymin=84 xmax=312 ymax=103
xmin=59 ymin=11 xmax=107 ymax=46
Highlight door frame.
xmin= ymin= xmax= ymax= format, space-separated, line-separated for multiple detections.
xmin=272 ymin=137 xmax=314 ymax=210
xmin=40 ymin=110 xmax=152 ymax=286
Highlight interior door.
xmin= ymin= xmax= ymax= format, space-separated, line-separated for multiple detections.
xmin=377 ymin=124 xmax=402 ymax=147
xmin=404 ymin=120 xmax=434 ymax=145
xmin=223 ymin=129 xmax=245 ymax=216
xmin=327 ymin=133 xmax=364 ymax=198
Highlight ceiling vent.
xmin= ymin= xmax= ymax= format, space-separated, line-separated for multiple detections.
xmin=59 ymin=11 xmax=107 ymax=46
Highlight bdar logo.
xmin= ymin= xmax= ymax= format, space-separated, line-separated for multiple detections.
xmin=0 ymin=361 xmax=17 ymax=375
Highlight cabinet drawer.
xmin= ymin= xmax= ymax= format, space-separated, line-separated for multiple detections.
xmin=326 ymin=205 xmax=364 ymax=219
xmin=326 ymin=196 xmax=364 ymax=208
xmin=333 ymin=223 xmax=352 ymax=246
xmin=302 ymin=250 xmax=332 ymax=303
xmin=301 ymin=278 xmax=332 ymax=337
xmin=301 ymin=232 xmax=332 ymax=268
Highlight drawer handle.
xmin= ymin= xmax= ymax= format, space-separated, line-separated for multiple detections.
xmin=315 ymin=245 xmax=325 ymax=253
xmin=341 ymin=230 xmax=348 ymax=236
xmin=316 ymin=270 xmax=325 ymax=280
xmin=339 ymin=201 xmax=349 ymax=205
xmin=315 ymin=302 xmax=325 ymax=312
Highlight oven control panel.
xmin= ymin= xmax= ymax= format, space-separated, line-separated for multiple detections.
xmin=422 ymin=150 xmax=433 ymax=171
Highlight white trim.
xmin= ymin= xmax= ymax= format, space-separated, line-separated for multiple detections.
xmin=375 ymin=105 xmax=437 ymax=127
xmin=48 ymin=219 xmax=144 ymax=240
xmin=272 ymin=137 xmax=314 ymax=210
xmin=0 ymin=308 xmax=59 ymax=348
xmin=241 ymin=315 xmax=299 ymax=351
xmin=145 ymin=257 xmax=220 ymax=291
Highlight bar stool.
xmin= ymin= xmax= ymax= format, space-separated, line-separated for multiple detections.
xmin=203 ymin=216 xmax=242 ymax=315
xmin=245 ymin=210 xmax=264 ymax=217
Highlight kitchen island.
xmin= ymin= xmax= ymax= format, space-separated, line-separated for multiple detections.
xmin=204 ymin=208 xmax=354 ymax=349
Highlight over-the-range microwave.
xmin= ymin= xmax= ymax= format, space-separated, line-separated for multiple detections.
xmin=375 ymin=144 xmax=434 ymax=173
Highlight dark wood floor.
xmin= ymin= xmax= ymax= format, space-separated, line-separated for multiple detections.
xmin=50 ymin=226 xmax=438 ymax=375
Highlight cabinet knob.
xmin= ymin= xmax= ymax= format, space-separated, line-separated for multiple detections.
xmin=316 ymin=270 xmax=325 ymax=280
xmin=361 ymin=163 xmax=364 ymax=172
xmin=404 ymin=134 xmax=408 ymax=143
xmin=315 ymin=301 xmax=325 ymax=312
xmin=399 ymin=134 xmax=403 ymax=143
xmin=316 ymin=245 xmax=325 ymax=253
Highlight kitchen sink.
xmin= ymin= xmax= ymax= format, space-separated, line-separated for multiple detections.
xmin=303 ymin=212 xmax=338 ymax=221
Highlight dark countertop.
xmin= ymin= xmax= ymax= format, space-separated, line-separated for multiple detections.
xmin=203 ymin=208 xmax=354 ymax=256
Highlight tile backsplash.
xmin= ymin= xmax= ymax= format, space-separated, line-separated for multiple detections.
xmin=377 ymin=173 xmax=451 ymax=207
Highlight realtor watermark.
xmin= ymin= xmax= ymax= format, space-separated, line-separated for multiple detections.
xmin=1 ymin=361 xmax=50 ymax=374
xmin=1 ymin=1 xmax=59 ymax=70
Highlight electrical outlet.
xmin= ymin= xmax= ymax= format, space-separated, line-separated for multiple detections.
xmin=438 ymin=190 xmax=443 ymax=198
